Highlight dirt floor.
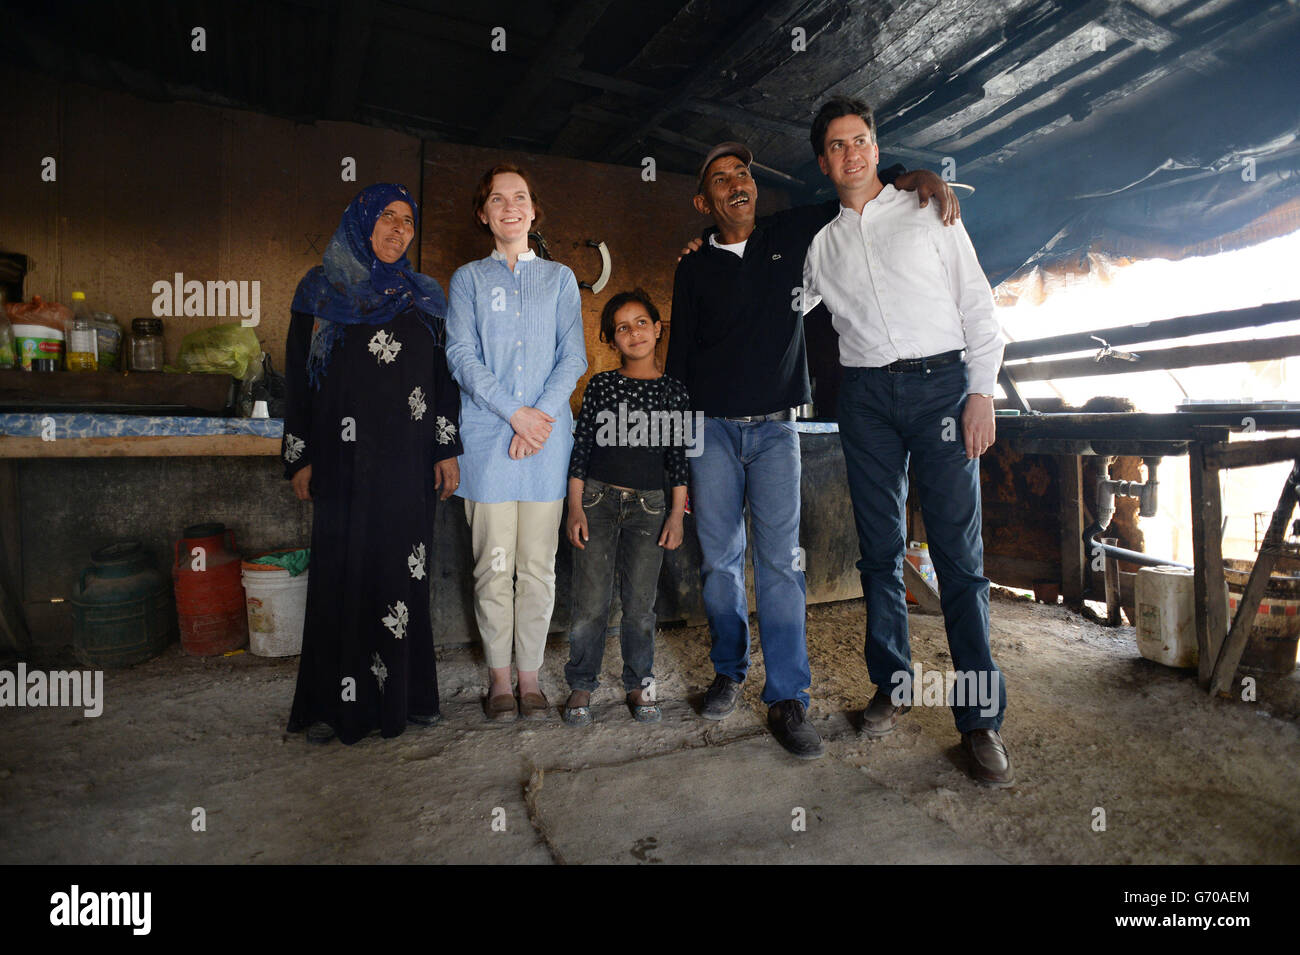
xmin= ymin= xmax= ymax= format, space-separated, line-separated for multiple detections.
xmin=2 ymin=590 xmax=1298 ymax=864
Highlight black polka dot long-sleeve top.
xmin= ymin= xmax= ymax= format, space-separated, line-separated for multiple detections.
xmin=568 ymin=370 xmax=692 ymax=491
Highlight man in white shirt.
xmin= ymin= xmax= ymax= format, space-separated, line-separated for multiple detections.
xmin=802 ymin=96 xmax=1012 ymax=787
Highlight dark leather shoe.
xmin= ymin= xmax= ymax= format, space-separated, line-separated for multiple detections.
xmin=963 ymin=729 xmax=1015 ymax=788
xmin=408 ymin=712 xmax=443 ymax=726
xmin=700 ymin=674 xmax=744 ymax=720
xmin=859 ymin=688 xmax=910 ymax=738
xmin=768 ymin=700 xmax=825 ymax=759
xmin=306 ymin=721 xmax=335 ymax=745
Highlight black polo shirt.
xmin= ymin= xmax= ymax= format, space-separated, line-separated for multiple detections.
xmin=665 ymin=166 xmax=903 ymax=418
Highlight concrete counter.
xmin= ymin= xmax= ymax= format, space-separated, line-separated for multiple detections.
xmin=1 ymin=424 xmax=869 ymax=661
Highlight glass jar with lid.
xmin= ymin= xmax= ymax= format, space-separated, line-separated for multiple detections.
xmin=130 ymin=318 xmax=165 ymax=372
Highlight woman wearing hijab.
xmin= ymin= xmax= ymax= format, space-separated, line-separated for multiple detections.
xmin=445 ymin=163 xmax=587 ymax=721
xmin=283 ymin=182 xmax=463 ymax=745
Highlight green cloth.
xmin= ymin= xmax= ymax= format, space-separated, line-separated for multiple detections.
xmin=250 ymin=548 xmax=310 ymax=576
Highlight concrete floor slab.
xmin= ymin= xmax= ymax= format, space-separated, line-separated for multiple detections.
xmin=531 ymin=737 xmax=1007 ymax=864
xmin=2 ymin=594 xmax=1298 ymax=864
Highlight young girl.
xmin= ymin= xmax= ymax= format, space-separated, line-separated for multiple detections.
xmin=563 ymin=289 xmax=690 ymax=725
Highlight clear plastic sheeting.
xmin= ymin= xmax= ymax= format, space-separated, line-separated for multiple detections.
xmin=968 ymin=27 xmax=1300 ymax=286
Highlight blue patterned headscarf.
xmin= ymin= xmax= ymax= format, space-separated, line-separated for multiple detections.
xmin=291 ymin=182 xmax=448 ymax=386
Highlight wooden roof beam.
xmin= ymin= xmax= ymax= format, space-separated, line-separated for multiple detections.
xmin=559 ymin=65 xmax=948 ymax=169
xmin=645 ymin=125 xmax=806 ymax=188
xmin=598 ymin=0 xmax=816 ymax=164
xmin=474 ymin=0 xmax=615 ymax=147
xmin=326 ymin=0 xmax=374 ymax=119
xmin=1098 ymin=0 xmax=1181 ymax=52
xmin=369 ymin=6 xmax=542 ymax=55
xmin=957 ymin=0 xmax=1296 ymax=172
xmin=875 ymin=0 xmax=1114 ymax=142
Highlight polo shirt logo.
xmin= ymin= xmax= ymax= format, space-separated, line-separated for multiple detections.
xmin=771 ymin=253 xmax=782 ymax=260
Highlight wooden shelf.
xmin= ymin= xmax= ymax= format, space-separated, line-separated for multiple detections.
xmin=0 ymin=434 xmax=280 ymax=458
xmin=0 ymin=369 xmax=233 ymax=415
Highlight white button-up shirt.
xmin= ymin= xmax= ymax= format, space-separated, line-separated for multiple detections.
xmin=802 ymin=184 xmax=1003 ymax=395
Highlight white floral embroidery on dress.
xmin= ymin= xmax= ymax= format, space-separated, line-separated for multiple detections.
xmin=283 ymin=433 xmax=305 ymax=463
xmin=408 ymin=542 xmax=427 ymax=580
xmin=435 ymin=415 xmax=458 ymax=445
xmin=370 ymin=652 xmax=388 ymax=692
xmin=382 ymin=601 xmax=409 ymax=639
xmin=368 ymin=329 xmax=402 ymax=364
xmin=408 ymin=386 xmax=427 ymax=421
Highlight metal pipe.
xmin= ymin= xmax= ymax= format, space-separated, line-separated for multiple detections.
xmin=1085 ymin=532 xmax=1192 ymax=570
xmin=1083 ymin=457 xmax=1190 ymax=569
xmin=1102 ymin=537 xmax=1122 ymax=625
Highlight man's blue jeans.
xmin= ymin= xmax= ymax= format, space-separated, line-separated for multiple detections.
xmin=690 ymin=417 xmax=811 ymax=706
xmin=837 ymin=362 xmax=1005 ymax=733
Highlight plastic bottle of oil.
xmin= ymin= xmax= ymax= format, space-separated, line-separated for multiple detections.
xmin=92 ymin=311 xmax=123 ymax=371
xmin=66 ymin=291 xmax=98 ymax=372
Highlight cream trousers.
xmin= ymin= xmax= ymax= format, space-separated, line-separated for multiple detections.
xmin=463 ymin=499 xmax=564 ymax=671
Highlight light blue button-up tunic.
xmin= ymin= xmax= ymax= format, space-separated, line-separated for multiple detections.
xmin=445 ymin=250 xmax=588 ymax=503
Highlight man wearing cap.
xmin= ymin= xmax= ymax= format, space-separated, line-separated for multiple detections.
xmin=801 ymin=96 xmax=1011 ymax=786
xmin=666 ymin=140 xmax=958 ymax=759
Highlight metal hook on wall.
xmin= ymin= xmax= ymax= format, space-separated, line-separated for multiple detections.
xmin=578 ymin=240 xmax=611 ymax=294
xmin=527 ymin=231 xmax=552 ymax=260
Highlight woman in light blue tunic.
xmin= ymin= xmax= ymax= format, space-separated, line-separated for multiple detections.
xmin=445 ymin=163 xmax=587 ymax=722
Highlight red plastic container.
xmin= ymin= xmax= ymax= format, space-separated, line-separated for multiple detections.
xmin=173 ymin=522 xmax=248 ymax=656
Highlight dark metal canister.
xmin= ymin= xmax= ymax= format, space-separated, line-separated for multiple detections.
xmin=71 ymin=541 xmax=175 ymax=667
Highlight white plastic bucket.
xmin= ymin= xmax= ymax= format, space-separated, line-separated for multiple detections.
xmin=1135 ymin=565 xmax=1227 ymax=669
xmin=241 ymin=564 xmax=308 ymax=657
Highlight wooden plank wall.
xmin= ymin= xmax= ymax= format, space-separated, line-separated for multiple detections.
xmin=420 ymin=141 xmax=793 ymax=413
xmin=0 ymin=64 xmax=421 ymax=368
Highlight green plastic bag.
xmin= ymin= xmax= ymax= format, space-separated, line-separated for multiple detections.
xmin=171 ymin=323 xmax=263 ymax=379
xmin=248 ymin=548 xmax=310 ymax=577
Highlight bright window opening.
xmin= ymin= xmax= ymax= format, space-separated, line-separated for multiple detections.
xmin=993 ymin=229 xmax=1300 ymax=565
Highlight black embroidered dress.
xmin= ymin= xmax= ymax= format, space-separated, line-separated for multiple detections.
xmin=283 ymin=307 xmax=463 ymax=743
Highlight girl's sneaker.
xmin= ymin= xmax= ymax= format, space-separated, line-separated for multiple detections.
xmin=627 ymin=690 xmax=662 ymax=723
xmin=563 ymin=690 xmax=593 ymax=727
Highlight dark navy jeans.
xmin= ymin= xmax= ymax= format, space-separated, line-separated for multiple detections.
xmin=564 ymin=479 xmax=665 ymax=695
xmin=837 ymin=361 xmax=1005 ymax=732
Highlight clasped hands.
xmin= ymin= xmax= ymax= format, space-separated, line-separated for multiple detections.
xmin=508 ymin=406 xmax=555 ymax=460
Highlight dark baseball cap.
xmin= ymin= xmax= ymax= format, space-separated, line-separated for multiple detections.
xmin=697 ymin=142 xmax=754 ymax=192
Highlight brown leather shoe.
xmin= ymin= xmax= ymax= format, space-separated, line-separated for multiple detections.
xmin=963 ymin=729 xmax=1015 ymax=788
xmin=859 ymin=688 xmax=910 ymax=738
xmin=485 ymin=693 xmax=517 ymax=722
xmin=518 ymin=690 xmax=550 ymax=721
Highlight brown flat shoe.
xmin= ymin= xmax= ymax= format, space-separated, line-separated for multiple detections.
xmin=485 ymin=692 xmax=517 ymax=722
xmin=518 ymin=690 xmax=550 ymax=721
xmin=963 ymin=729 xmax=1015 ymax=788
